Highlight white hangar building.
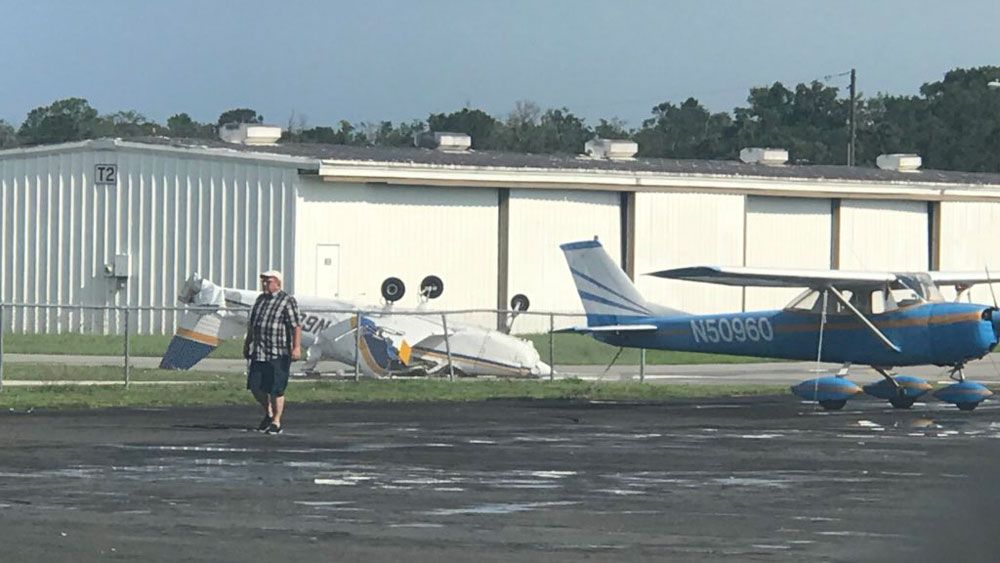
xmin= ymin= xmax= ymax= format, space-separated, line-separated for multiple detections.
xmin=3 ymin=132 xmax=1000 ymax=334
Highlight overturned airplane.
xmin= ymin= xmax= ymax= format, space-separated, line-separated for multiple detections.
xmin=160 ymin=274 xmax=551 ymax=378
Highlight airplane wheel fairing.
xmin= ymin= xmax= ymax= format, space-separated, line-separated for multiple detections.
xmin=932 ymin=381 xmax=993 ymax=409
xmin=510 ymin=294 xmax=530 ymax=312
xmin=420 ymin=275 xmax=444 ymax=299
xmin=381 ymin=277 xmax=405 ymax=302
xmin=889 ymin=397 xmax=915 ymax=409
xmin=863 ymin=375 xmax=931 ymax=401
xmin=819 ymin=399 xmax=847 ymax=410
xmin=790 ymin=377 xmax=862 ymax=405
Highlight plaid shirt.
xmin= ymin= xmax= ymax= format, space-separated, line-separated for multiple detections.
xmin=245 ymin=290 xmax=301 ymax=361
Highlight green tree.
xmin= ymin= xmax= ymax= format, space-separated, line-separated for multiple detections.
xmin=593 ymin=118 xmax=632 ymax=140
xmin=915 ymin=66 xmax=1000 ymax=172
xmin=636 ymin=97 xmax=733 ymax=159
xmin=167 ymin=113 xmax=215 ymax=138
xmin=0 ymin=119 xmax=16 ymax=148
xmin=18 ymin=97 xmax=102 ymax=145
xmin=534 ymin=108 xmax=592 ymax=154
xmin=102 ymin=110 xmax=162 ymax=137
xmin=731 ymin=81 xmax=849 ymax=164
xmin=298 ymin=121 xmax=360 ymax=144
xmin=216 ymin=108 xmax=263 ymax=126
xmin=366 ymin=120 xmax=425 ymax=147
xmin=427 ymin=108 xmax=500 ymax=150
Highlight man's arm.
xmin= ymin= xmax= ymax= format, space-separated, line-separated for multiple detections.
xmin=291 ymin=326 xmax=302 ymax=361
xmin=287 ymin=296 xmax=303 ymax=361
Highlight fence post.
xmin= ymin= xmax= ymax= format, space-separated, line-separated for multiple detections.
xmin=354 ymin=313 xmax=361 ymax=381
xmin=639 ymin=348 xmax=646 ymax=383
xmin=123 ymin=307 xmax=131 ymax=388
xmin=0 ymin=303 xmax=5 ymax=392
xmin=441 ymin=313 xmax=455 ymax=381
xmin=548 ymin=313 xmax=555 ymax=381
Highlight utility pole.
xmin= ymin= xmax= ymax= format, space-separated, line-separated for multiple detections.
xmin=848 ymin=68 xmax=857 ymax=167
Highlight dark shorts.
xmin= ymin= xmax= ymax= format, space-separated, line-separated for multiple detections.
xmin=247 ymin=356 xmax=291 ymax=396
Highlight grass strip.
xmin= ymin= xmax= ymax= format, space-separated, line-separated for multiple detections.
xmin=3 ymin=333 xmax=777 ymax=365
xmin=0 ymin=377 xmax=786 ymax=410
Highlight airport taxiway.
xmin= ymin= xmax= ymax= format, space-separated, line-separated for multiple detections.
xmin=1 ymin=396 xmax=999 ymax=561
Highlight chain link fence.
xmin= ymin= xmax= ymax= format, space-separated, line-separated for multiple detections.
xmin=0 ymin=302 xmax=647 ymax=391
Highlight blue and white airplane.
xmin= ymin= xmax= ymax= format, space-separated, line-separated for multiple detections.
xmin=160 ymin=274 xmax=550 ymax=379
xmin=561 ymin=239 xmax=999 ymax=410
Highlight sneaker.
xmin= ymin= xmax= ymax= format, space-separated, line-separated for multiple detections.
xmin=256 ymin=416 xmax=272 ymax=432
xmin=265 ymin=422 xmax=283 ymax=435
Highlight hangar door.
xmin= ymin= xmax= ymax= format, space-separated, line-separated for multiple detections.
xmin=939 ymin=201 xmax=1000 ymax=303
xmin=295 ymin=181 xmax=499 ymax=327
xmin=744 ymin=196 xmax=833 ymax=311
xmin=507 ymin=189 xmax=621 ymax=332
xmin=838 ymin=200 xmax=928 ymax=272
xmin=633 ymin=192 xmax=744 ymax=315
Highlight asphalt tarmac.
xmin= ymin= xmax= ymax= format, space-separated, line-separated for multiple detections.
xmin=2 ymin=395 xmax=999 ymax=562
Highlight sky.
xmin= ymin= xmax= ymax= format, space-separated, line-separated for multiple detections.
xmin=2 ymin=0 xmax=999 ymax=130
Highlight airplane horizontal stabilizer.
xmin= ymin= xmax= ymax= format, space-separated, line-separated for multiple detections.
xmin=555 ymin=324 xmax=658 ymax=334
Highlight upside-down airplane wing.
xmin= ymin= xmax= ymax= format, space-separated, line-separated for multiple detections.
xmin=648 ymin=266 xmax=896 ymax=289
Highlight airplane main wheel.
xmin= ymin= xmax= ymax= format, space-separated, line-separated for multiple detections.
xmin=818 ymin=399 xmax=847 ymax=411
xmin=957 ymin=402 xmax=980 ymax=411
xmin=889 ymin=397 xmax=915 ymax=409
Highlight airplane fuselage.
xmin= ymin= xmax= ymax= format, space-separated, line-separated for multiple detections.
xmin=592 ymin=302 xmax=998 ymax=367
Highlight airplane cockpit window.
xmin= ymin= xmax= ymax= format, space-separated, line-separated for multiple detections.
xmin=887 ymin=273 xmax=944 ymax=309
xmin=785 ymin=276 xmax=942 ymax=315
xmin=785 ymin=288 xmax=859 ymax=314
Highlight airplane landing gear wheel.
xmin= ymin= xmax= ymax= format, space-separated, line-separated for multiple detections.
xmin=889 ymin=397 xmax=915 ymax=409
xmin=818 ymin=399 xmax=847 ymax=410
xmin=957 ymin=401 xmax=980 ymax=411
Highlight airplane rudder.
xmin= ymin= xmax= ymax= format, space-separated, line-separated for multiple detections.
xmin=561 ymin=239 xmax=652 ymax=321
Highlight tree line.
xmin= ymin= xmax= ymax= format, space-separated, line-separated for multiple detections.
xmin=2 ymin=66 xmax=999 ymax=173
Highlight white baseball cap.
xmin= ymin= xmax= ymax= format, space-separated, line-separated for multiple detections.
xmin=259 ymin=270 xmax=283 ymax=284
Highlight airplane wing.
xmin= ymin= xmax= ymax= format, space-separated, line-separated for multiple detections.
xmin=648 ymin=266 xmax=896 ymax=289
xmin=929 ymin=272 xmax=1000 ymax=287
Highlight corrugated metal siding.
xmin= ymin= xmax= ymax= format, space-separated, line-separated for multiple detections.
xmin=507 ymin=189 xmax=622 ymax=332
xmin=744 ymin=196 xmax=833 ymax=311
xmin=1 ymin=148 xmax=297 ymax=334
xmin=294 ymin=180 xmax=498 ymax=326
xmin=633 ymin=192 xmax=745 ymax=314
xmin=939 ymin=201 xmax=1000 ymax=303
xmin=838 ymin=200 xmax=928 ymax=271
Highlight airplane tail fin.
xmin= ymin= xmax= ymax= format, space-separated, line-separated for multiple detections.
xmin=560 ymin=240 xmax=683 ymax=326
xmin=160 ymin=275 xmax=242 ymax=370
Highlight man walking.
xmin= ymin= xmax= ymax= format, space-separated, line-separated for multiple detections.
xmin=244 ymin=270 xmax=301 ymax=434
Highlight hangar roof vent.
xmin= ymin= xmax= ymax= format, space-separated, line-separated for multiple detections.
xmin=413 ymin=131 xmax=472 ymax=152
xmin=739 ymin=147 xmax=788 ymax=166
xmin=876 ymin=153 xmax=922 ymax=172
xmin=219 ymin=123 xmax=282 ymax=146
xmin=584 ymin=138 xmax=638 ymax=160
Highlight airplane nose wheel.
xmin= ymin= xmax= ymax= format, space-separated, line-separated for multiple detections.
xmin=932 ymin=363 xmax=993 ymax=410
xmin=889 ymin=397 xmax=915 ymax=409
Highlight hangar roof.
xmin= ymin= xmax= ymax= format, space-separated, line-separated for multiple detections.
xmin=121 ymin=136 xmax=1000 ymax=188
xmin=5 ymin=137 xmax=1000 ymax=200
